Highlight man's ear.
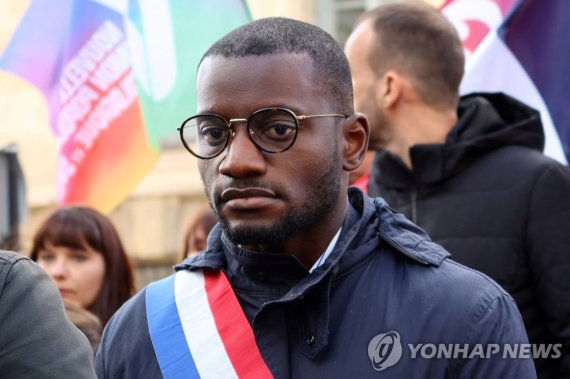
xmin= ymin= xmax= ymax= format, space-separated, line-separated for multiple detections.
xmin=375 ymin=70 xmax=403 ymax=110
xmin=342 ymin=113 xmax=370 ymax=172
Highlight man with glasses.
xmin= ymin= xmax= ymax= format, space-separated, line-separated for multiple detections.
xmin=95 ymin=17 xmax=534 ymax=378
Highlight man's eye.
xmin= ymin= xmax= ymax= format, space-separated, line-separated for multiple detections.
xmin=262 ymin=121 xmax=296 ymax=140
xmin=200 ymin=126 xmax=227 ymax=144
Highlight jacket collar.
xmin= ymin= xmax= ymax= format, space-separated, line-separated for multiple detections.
xmin=370 ymin=193 xmax=449 ymax=266
xmin=371 ymin=92 xmax=543 ymax=190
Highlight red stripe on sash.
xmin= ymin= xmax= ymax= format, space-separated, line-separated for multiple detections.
xmin=204 ymin=270 xmax=273 ymax=378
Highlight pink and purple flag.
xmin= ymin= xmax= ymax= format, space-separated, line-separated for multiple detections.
xmin=0 ymin=0 xmax=251 ymax=212
xmin=442 ymin=0 xmax=569 ymax=164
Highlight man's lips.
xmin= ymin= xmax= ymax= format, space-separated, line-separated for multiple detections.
xmin=221 ymin=187 xmax=276 ymax=201
xmin=220 ymin=187 xmax=278 ymax=210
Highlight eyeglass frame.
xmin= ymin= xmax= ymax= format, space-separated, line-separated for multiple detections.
xmin=177 ymin=107 xmax=349 ymax=159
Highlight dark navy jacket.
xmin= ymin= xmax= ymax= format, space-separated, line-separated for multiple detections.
xmin=96 ymin=189 xmax=535 ymax=378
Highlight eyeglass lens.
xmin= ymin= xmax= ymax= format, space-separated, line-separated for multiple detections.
xmin=180 ymin=109 xmax=298 ymax=158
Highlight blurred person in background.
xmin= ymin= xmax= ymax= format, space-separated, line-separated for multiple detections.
xmin=0 ymin=250 xmax=96 ymax=378
xmin=30 ymin=206 xmax=135 ymax=326
xmin=345 ymin=2 xmax=570 ymax=376
xmin=64 ymin=298 xmax=103 ymax=355
xmin=178 ymin=204 xmax=217 ymax=261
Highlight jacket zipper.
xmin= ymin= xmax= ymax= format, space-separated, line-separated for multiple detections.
xmin=411 ymin=188 xmax=418 ymax=224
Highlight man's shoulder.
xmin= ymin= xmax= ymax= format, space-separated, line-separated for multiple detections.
xmin=354 ymin=202 xmax=514 ymax=311
xmin=375 ymin=238 xmax=512 ymax=306
xmin=0 ymin=251 xmax=45 ymax=296
xmin=105 ymin=280 xmax=151 ymax=328
xmin=0 ymin=249 xmax=25 ymax=262
xmin=366 ymin=243 xmax=525 ymax=340
xmin=440 ymin=145 xmax=568 ymax=201
xmin=436 ymin=257 xmax=513 ymax=304
xmin=96 ymin=279 xmax=161 ymax=378
xmin=0 ymin=251 xmax=97 ymax=378
xmin=98 ymin=276 xmax=162 ymax=351
xmin=0 ymin=250 xmax=30 ymax=273
xmin=477 ymin=144 xmax=564 ymax=177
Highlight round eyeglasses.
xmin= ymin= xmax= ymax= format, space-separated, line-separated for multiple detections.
xmin=177 ymin=107 xmax=348 ymax=159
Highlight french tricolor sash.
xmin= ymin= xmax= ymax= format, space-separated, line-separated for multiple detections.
xmin=146 ymin=269 xmax=273 ymax=379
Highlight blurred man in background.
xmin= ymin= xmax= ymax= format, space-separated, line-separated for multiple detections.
xmin=345 ymin=2 xmax=570 ymax=377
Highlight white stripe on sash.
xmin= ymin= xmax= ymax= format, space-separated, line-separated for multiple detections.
xmin=174 ymin=270 xmax=238 ymax=379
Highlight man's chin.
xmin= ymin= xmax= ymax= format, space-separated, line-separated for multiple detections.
xmin=222 ymin=225 xmax=283 ymax=246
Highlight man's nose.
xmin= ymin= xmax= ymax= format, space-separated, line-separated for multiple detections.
xmin=219 ymin=124 xmax=266 ymax=178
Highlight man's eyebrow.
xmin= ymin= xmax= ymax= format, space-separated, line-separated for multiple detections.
xmin=197 ymin=104 xmax=302 ymax=115
xmin=259 ymin=104 xmax=304 ymax=114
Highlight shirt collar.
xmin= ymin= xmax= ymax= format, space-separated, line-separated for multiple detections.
xmin=309 ymin=227 xmax=342 ymax=273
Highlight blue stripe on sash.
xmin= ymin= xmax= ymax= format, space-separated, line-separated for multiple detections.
xmin=146 ymin=274 xmax=200 ymax=379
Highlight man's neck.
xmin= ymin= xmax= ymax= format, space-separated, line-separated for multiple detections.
xmin=385 ymin=105 xmax=457 ymax=169
xmin=243 ymin=199 xmax=348 ymax=269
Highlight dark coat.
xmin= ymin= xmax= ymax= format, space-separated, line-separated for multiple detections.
xmin=368 ymin=92 xmax=570 ymax=378
xmin=96 ymin=190 xmax=535 ymax=378
xmin=0 ymin=251 xmax=96 ymax=378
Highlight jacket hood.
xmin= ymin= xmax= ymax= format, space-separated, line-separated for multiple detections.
xmin=372 ymin=92 xmax=544 ymax=189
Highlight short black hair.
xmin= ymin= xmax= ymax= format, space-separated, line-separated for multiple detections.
xmin=201 ymin=17 xmax=353 ymax=115
xmin=359 ymin=2 xmax=464 ymax=109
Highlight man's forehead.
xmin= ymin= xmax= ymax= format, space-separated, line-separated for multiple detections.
xmin=196 ymin=53 xmax=320 ymax=111
xmin=197 ymin=52 xmax=314 ymax=79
